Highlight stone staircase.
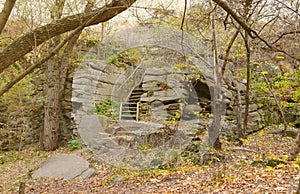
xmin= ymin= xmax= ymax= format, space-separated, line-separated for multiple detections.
xmin=119 ymin=87 xmax=144 ymax=120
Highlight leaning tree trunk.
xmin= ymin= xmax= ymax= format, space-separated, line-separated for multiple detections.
xmin=0 ymin=0 xmax=137 ymax=73
xmin=0 ymin=0 xmax=16 ymax=34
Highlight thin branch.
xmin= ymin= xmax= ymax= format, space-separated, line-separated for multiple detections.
xmin=213 ymin=0 xmax=300 ymax=62
xmin=275 ymin=0 xmax=300 ymax=17
xmin=252 ymin=30 xmax=300 ymax=62
xmin=180 ymin=0 xmax=187 ymax=59
xmin=180 ymin=0 xmax=187 ymax=30
xmin=272 ymin=30 xmax=300 ymax=45
xmin=257 ymin=15 xmax=279 ymax=35
xmin=212 ymin=0 xmax=255 ymax=38
xmin=243 ymin=30 xmax=250 ymax=138
xmin=221 ymin=28 xmax=240 ymax=76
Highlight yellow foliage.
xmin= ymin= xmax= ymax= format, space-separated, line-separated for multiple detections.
xmin=258 ymin=131 xmax=265 ymax=137
xmin=239 ymin=138 xmax=248 ymax=145
xmin=266 ymin=166 xmax=274 ymax=171
xmin=261 ymin=71 xmax=269 ymax=75
xmin=275 ymin=55 xmax=285 ymax=59
xmin=277 ymin=163 xmax=285 ymax=168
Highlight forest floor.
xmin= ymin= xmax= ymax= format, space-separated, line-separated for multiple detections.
xmin=1 ymin=125 xmax=299 ymax=193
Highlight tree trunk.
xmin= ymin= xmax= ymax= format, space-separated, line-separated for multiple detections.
xmin=209 ymin=6 xmax=222 ymax=150
xmin=41 ymin=57 xmax=61 ymax=150
xmin=40 ymin=0 xmax=93 ymax=151
xmin=41 ymin=0 xmax=66 ymax=151
xmin=0 ymin=0 xmax=16 ymax=34
xmin=243 ymin=31 xmax=250 ymax=137
xmin=235 ymin=81 xmax=244 ymax=138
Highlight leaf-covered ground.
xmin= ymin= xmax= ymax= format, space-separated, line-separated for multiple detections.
xmin=1 ymin=126 xmax=299 ymax=193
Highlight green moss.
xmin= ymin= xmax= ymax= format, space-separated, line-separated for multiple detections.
xmin=95 ymin=99 xmax=120 ymax=120
xmin=107 ymin=48 xmax=141 ymax=68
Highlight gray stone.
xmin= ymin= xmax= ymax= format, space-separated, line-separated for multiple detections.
xmin=141 ymin=90 xmax=179 ymax=103
xmin=143 ymin=75 xmax=166 ymax=83
xmin=78 ymin=115 xmax=104 ymax=146
xmin=144 ymin=67 xmax=169 ymax=76
xmin=248 ymin=111 xmax=261 ymax=122
xmin=182 ymin=104 xmax=202 ymax=120
xmin=32 ymin=154 xmax=94 ymax=180
xmin=79 ymin=168 xmax=96 ymax=179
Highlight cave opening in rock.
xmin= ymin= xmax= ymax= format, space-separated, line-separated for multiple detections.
xmin=188 ymin=80 xmax=212 ymax=113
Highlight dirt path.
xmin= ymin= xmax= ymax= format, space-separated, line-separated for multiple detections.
xmin=1 ymin=128 xmax=299 ymax=193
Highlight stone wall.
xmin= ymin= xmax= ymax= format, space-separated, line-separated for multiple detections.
xmin=2 ymin=25 xmax=296 ymax=152
xmin=0 ymin=68 xmax=76 ymax=151
xmin=72 ymin=45 xmax=279 ymax=140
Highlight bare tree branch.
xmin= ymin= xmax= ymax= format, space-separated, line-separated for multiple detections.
xmin=272 ymin=30 xmax=300 ymax=45
xmin=213 ymin=0 xmax=300 ymax=62
xmin=0 ymin=0 xmax=136 ymax=73
xmin=221 ymin=28 xmax=240 ymax=76
xmin=275 ymin=0 xmax=300 ymax=17
xmin=212 ymin=0 xmax=255 ymax=38
xmin=180 ymin=0 xmax=187 ymax=30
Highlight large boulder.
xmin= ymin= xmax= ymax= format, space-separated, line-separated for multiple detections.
xmin=32 ymin=154 xmax=96 ymax=180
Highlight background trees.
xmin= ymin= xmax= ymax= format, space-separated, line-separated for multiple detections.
xmin=0 ymin=0 xmax=299 ymax=160
xmin=0 ymin=0 xmax=299 ymax=192
xmin=0 ymin=0 xmax=137 ymax=150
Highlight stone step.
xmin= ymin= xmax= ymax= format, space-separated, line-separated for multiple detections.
xmin=131 ymin=90 xmax=144 ymax=93
xmin=122 ymin=107 xmax=138 ymax=110
xmin=129 ymin=94 xmax=143 ymax=98
xmin=122 ymin=102 xmax=138 ymax=105
xmin=121 ymin=116 xmax=137 ymax=120
xmin=132 ymin=88 xmax=144 ymax=92
xmin=121 ymin=111 xmax=137 ymax=115
xmin=128 ymin=98 xmax=140 ymax=102
xmin=121 ymin=113 xmax=137 ymax=116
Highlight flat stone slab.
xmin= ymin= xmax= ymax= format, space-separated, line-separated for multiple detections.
xmin=32 ymin=154 xmax=95 ymax=180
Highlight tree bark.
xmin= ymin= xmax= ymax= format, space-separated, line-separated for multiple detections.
xmin=0 ymin=0 xmax=16 ymax=34
xmin=0 ymin=0 xmax=137 ymax=73
xmin=41 ymin=0 xmax=94 ymax=151
xmin=243 ymin=31 xmax=250 ymax=137
xmin=209 ymin=6 xmax=222 ymax=150
xmin=41 ymin=57 xmax=61 ymax=150
xmin=41 ymin=0 xmax=67 ymax=151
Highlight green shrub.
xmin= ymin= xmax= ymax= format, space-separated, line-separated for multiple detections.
xmin=95 ymin=99 xmax=120 ymax=120
xmin=0 ymin=157 xmax=5 ymax=164
xmin=68 ymin=139 xmax=81 ymax=151
xmin=293 ymin=88 xmax=300 ymax=102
